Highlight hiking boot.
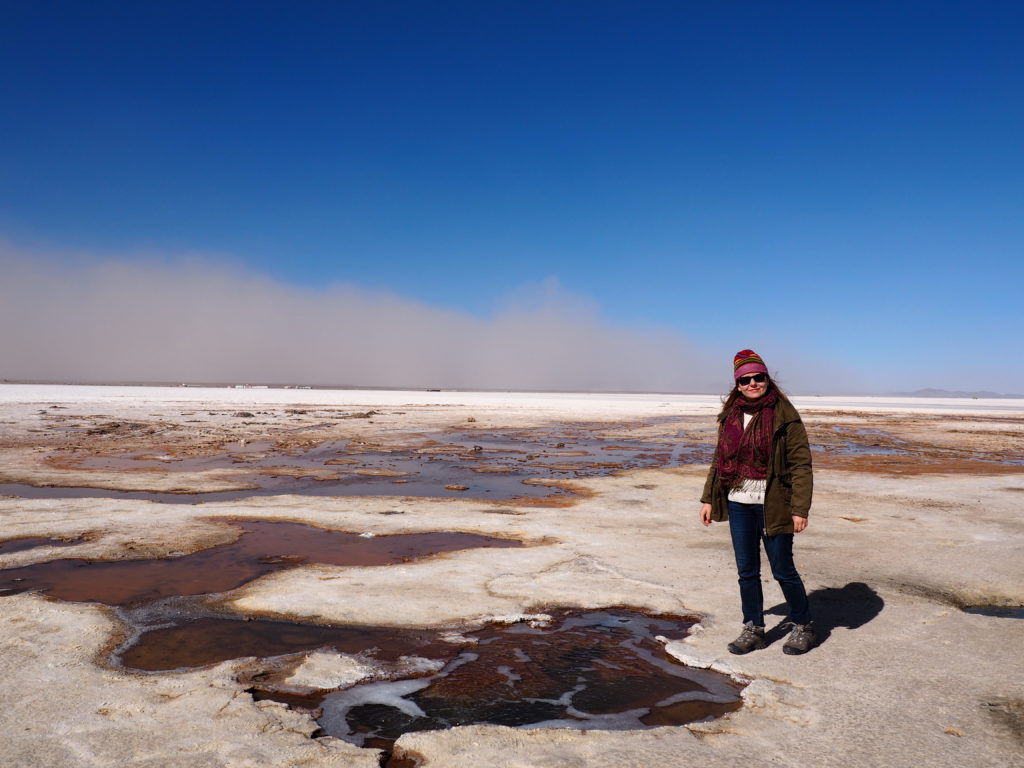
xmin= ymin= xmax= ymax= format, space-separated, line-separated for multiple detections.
xmin=782 ymin=622 xmax=815 ymax=655
xmin=727 ymin=624 xmax=766 ymax=654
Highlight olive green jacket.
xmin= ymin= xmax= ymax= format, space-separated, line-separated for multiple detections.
xmin=700 ymin=396 xmax=813 ymax=535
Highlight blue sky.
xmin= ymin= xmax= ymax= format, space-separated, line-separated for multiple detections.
xmin=2 ymin=1 xmax=1022 ymax=392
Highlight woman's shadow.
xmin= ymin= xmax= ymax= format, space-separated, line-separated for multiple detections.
xmin=765 ymin=582 xmax=884 ymax=647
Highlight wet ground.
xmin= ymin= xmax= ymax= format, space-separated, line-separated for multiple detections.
xmin=3 ymin=407 xmax=1022 ymax=508
xmin=114 ymin=608 xmax=743 ymax=753
xmin=1 ymin=393 xmax=1022 ymax=767
xmin=0 ymin=516 xmax=743 ymax=756
xmin=320 ymin=610 xmax=744 ymax=751
xmin=0 ymin=534 xmax=88 ymax=555
xmin=116 ymin=614 xmax=454 ymax=672
xmin=0 ymin=508 xmax=743 ymax=754
xmin=963 ymin=605 xmax=1024 ymax=619
xmin=0 ymin=519 xmax=523 ymax=604
xmin=4 ymin=420 xmax=1021 ymax=513
xmin=32 ymin=426 xmax=710 ymax=503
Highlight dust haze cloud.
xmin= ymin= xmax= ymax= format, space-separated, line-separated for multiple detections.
xmin=2 ymin=247 xmax=730 ymax=393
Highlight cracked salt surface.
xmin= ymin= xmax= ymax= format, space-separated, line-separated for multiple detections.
xmin=3 ymin=387 xmax=1023 ymax=768
xmin=0 ymin=514 xmax=744 ymax=755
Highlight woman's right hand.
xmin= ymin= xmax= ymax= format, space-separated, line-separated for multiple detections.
xmin=700 ymin=502 xmax=713 ymax=526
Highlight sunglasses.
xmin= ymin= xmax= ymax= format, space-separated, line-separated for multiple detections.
xmin=737 ymin=373 xmax=768 ymax=387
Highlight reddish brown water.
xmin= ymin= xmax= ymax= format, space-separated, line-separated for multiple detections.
xmin=118 ymin=616 xmax=454 ymax=671
xmin=115 ymin=608 xmax=744 ymax=752
xmin=0 ymin=520 xmax=522 ymax=605
xmin=317 ymin=610 xmax=744 ymax=749
xmin=0 ymin=535 xmax=85 ymax=555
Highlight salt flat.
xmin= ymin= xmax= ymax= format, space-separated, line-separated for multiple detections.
xmin=1 ymin=384 xmax=1022 ymax=768
xmin=3 ymin=382 xmax=1024 ymax=416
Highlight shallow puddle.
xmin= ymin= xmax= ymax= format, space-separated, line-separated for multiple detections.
xmin=433 ymin=428 xmax=695 ymax=473
xmin=25 ymin=424 xmax=713 ymax=504
xmin=0 ymin=483 xmax=239 ymax=504
xmin=964 ymin=605 xmax=1024 ymax=619
xmin=812 ymin=426 xmax=910 ymax=457
xmin=812 ymin=443 xmax=909 ymax=456
xmin=115 ymin=608 xmax=744 ymax=752
xmin=322 ymin=610 xmax=743 ymax=749
xmin=0 ymin=535 xmax=86 ymax=556
xmin=0 ymin=519 xmax=522 ymax=605
xmin=117 ymin=615 xmax=452 ymax=672
xmin=0 ymin=476 xmax=574 ymax=505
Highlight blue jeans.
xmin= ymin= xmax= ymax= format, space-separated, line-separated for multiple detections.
xmin=727 ymin=501 xmax=811 ymax=626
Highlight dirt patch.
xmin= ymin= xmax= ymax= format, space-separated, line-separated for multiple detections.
xmin=984 ymin=698 xmax=1024 ymax=746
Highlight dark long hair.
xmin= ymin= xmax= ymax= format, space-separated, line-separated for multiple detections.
xmin=717 ymin=376 xmax=788 ymax=418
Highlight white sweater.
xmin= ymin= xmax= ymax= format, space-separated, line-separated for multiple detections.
xmin=726 ymin=412 xmax=767 ymax=505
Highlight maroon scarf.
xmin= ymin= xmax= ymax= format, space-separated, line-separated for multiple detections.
xmin=715 ymin=389 xmax=778 ymax=488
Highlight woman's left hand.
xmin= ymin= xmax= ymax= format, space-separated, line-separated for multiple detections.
xmin=793 ymin=515 xmax=808 ymax=533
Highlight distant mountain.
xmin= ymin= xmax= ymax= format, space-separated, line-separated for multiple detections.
xmin=889 ymin=388 xmax=1024 ymax=399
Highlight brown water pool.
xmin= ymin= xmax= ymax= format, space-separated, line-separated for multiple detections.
xmin=113 ymin=608 xmax=744 ymax=753
xmin=0 ymin=519 xmax=523 ymax=605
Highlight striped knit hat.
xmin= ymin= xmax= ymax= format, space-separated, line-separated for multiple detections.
xmin=733 ymin=349 xmax=769 ymax=380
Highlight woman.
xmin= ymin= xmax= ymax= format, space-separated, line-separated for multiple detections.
xmin=699 ymin=349 xmax=815 ymax=655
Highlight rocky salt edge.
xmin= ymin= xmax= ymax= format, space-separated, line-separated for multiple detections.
xmin=1 ymin=385 xmax=1022 ymax=768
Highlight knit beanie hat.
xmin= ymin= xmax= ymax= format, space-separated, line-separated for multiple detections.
xmin=733 ymin=349 xmax=769 ymax=380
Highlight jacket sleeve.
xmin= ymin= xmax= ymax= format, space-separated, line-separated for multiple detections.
xmin=785 ymin=419 xmax=813 ymax=517
xmin=700 ymin=464 xmax=716 ymax=504
xmin=700 ymin=427 xmax=720 ymax=504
